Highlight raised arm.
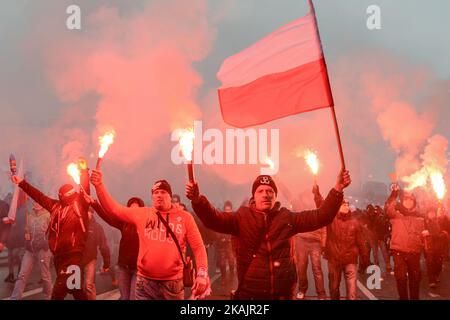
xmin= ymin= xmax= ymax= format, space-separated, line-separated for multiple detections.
xmin=293 ymin=188 xmax=343 ymax=233
xmin=385 ymin=185 xmax=401 ymax=220
xmin=312 ymin=184 xmax=325 ymax=208
xmin=14 ymin=178 xmax=57 ymax=213
xmin=186 ymin=182 xmax=239 ymax=236
xmin=90 ymin=170 xmax=139 ymax=225
xmin=92 ymin=200 xmax=123 ymax=231
xmin=293 ymin=170 xmax=350 ymax=233
xmin=191 ymin=195 xmax=239 ymax=236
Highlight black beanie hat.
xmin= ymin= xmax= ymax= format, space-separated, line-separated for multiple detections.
xmin=252 ymin=175 xmax=278 ymax=196
xmin=151 ymin=180 xmax=172 ymax=197
xmin=127 ymin=197 xmax=145 ymax=208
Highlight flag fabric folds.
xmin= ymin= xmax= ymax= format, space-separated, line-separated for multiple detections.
xmin=217 ymin=2 xmax=333 ymax=128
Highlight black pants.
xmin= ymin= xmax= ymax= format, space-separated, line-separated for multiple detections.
xmin=425 ymin=249 xmax=443 ymax=284
xmin=51 ymin=252 xmax=88 ymax=300
xmin=392 ymin=251 xmax=421 ymax=300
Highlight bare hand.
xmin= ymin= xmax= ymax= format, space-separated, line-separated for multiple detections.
xmin=90 ymin=169 xmax=103 ymax=187
xmin=185 ymin=181 xmax=200 ymax=203
xmin=11 ymin=175 xmax=23 ymax=185
xmin=312 ymin=183 xmax=320 ymax=195
xmin=191 ymin=276 xmax=209 ymax=299
xmin=334 ymin=170 xmax=351 ymax=192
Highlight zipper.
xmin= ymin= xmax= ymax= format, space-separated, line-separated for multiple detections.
xmin=264 ymin=214 xmax=274 ymax=296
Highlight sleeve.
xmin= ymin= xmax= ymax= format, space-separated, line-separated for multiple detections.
xmin=292 ymin=188 xmax=343 ymax=233
xmin=320 ymin=227 xmax=327 ymax=248
xmin=94 ymin=183 xmax=140 ymax=225
xmin=0 ymin=223 xmax=12 ymax=245
xmin=191 ymin=195 xmax=239 ymax=236
xmin=97 ymin=224 xmax=111 ymax=269
xmin=79 ymin=168 xmax=91 ymax=212
xmin=185 ymin=214 xmax=208 ymax=275
xmin=356 ymin=222 xmax=370 ymax=266
xmin=92 ymin=200 xmax=123 ymax=231
xmin=80 ymin=168 xmax=90 ymax=195
xmin=18 ymin=180 xmax=58 ymax=213
xmin=385 ymin=191 xmax=401 ymax=220
xmin=313 ymin=190 xmax=325 ymax=209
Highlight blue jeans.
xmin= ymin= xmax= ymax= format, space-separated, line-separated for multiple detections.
xmin=296 ymin=237 xmax=326 ymax=298
xmin=135 ymin=275 xmax=184 ymax=300
xmin=328 ymin=261 xmax=357 ymax=300
xmin=117 ymin=266 xmax=137 ymax=300
xmin=84 ymin=259 xmax=97 ymax=300
xmin=10 ymin=249 xmax=53 ymax=300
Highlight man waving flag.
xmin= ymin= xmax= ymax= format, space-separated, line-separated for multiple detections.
xmin=217 ymin=0 xmax=345 ymax=168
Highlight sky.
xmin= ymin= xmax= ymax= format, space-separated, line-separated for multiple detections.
xmin=0 ymin=0 xmax=448 ymax=209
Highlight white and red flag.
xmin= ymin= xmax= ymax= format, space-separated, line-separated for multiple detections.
xmin=217 ymin=0 xmax=333 ymax=128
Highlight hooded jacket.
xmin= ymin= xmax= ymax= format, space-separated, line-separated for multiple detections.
xmin=385 ymin=191 xmax=425 ymax=254
xmin=95 ymin=183 xmax=208 ymax=281
xmin=324 ymin=211 xmax=369 ymax=266
xmin=18 ymin=169 xmax=90 ymax=257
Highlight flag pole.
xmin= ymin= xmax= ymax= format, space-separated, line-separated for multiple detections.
xmin=308 ymin=0 xmax=346 ymax=170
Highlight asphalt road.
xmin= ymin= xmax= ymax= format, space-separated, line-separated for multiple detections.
xmin=1 ymin=250 xmax=449 ymax=300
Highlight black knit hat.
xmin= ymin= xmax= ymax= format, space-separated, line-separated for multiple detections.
xmin=127 ymin=197 xmax=145 ymax=208
xmin=151 ymin=180 xmax=172 ymax=197
xmin=252 ymin=175 xmax=278 ymax=196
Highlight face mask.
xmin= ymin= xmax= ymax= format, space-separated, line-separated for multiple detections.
xmin=58 ymin=186 xmax=77 ymax=206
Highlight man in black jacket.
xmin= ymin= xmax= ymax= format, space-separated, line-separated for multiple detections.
xmin=81 ymin=208 xmax=111 ymax=300
xmin=11 ymin=160 xmax=91 ymax=300
xmin=93 ymin=197 xmax=142 ymax=300
xmin=185 ymin=170 xmax=351 ymax=300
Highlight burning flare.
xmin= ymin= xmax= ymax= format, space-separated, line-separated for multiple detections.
xmin=178 ymin=128 xmax=195 ymax=162
xmin=98 ymin=130 xmax=116 ymax=158
xmin=303 ymin=150 xmax=319 ymax=176
xmin=67 ymin=162 xmax=81 ymax=185
xmin=403 ymin=169 xmax=428 ymax=191
xmin=430 ymin=171 xmax=446 ymax=200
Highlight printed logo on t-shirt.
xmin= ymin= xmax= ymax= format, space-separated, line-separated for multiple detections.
xmin=144 ymin=216 xmax=183 ymax=243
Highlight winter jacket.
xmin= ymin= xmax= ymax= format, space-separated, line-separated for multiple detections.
xmin=93 ymin=201 xmax=139 ymax=270
xmin=324 ymin=212 xmax=370 ymax=266
xmin=18 ymin=169 xmax=90 ymax=257
xmin=424 ymin=217 xmax=448 ymax=254
xmin=385 ymin=193 xmax=425 ymax=254
xmin=192 ymin=188 xmax=343 ymax=298
xmin=95 ymin=183 xmax=208 ymax=281
xmin=313 ymin=188 xmax=369 ymax=266
xmin=7 ymin=205 xmax=27 ymax=249
xmin=25 ymin=208 xmax=50 ymax=252
xmin=81 ymin=218 xmax=111 ymax=268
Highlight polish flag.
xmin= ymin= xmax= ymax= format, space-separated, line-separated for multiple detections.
xmin=217 ymin=0 xmax=333 ymax=128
